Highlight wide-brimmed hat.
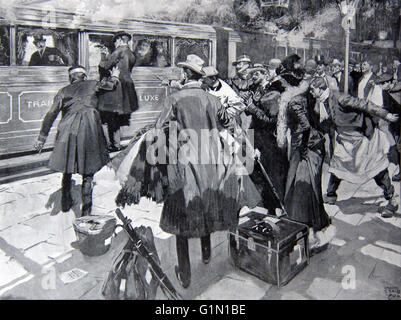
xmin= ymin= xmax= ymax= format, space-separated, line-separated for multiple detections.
xmin=202 ymin=66 xmax=219 ymax=77
xmin=232 ymin=54 xmax=252 ymax=66
xmin=267 ymin=58 xmax=281 ymax=69
xmin=375 ymin=73 xmax=394 ymax=84
xmin=33 ymin=34 xmax=45 ymax=42
xmin=177 ymin=54 xmax=206 ymax=75
xmin=331 ymin=58 xmax=342 ymax=66
xmin=113 ymin=31 xmax=131 ymax=43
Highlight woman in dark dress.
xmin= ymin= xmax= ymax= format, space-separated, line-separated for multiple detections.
xmin=278 ymin=80 xmax=332 ymax=254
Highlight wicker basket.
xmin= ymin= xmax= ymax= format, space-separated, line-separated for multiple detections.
xmin=73 ymin=215 xmax=117 ymax=256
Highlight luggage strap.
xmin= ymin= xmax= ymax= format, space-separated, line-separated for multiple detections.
xmin=231 ymin=232 xmax=278 ymax=253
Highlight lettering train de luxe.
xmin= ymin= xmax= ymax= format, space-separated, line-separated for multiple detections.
xmin=27 ymin=99 xmax=53 ymax=108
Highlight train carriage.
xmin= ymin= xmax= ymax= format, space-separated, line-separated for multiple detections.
xmin=0 ymin=4 xmax=397 ymax=170
xmin=0 ymin=5 xmax=218 ymax=158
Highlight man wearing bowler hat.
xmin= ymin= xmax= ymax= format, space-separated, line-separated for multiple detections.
xmin=98 ymin=30 xmax=138 ymax=152
xmin=29 ymin=34 xmax=67 ymax=66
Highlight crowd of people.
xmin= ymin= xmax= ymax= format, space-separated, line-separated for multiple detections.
xmin=33 ymin=30 xmax=401 ymax=289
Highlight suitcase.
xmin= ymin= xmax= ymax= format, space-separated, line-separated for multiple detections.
xmin=229 ymin=211 xmax=310 ymax=287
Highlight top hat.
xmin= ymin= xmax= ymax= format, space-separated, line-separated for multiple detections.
xmin=33 ymin=34 xmax=45 ymax=42
xmin=202 ymin=66 xmax=219 ymax=77
xmin=267 ymin=58 xmax=281 ymax=69
xmin=113 ymin=31 xmax=132 ymax=43
xmin=232 ymin=54 xmax=252 ymax=66
xmin=177 ymin=54 xmax=206 ymax=75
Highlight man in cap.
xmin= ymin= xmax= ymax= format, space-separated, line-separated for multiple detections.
xmin=202 ymin=65 xmax=247 ymax=132
xmin=228 ymin=54 xmax=254 ymax=98
xmin=29 ymin=34 xmax=68 ymax=66
xmin=34 ymin=65 xmax=120 ymax=216
xmin=98 ymin=31 xmax=138 ymax=152
xmin=115 ymin=54 xmax=261 ymax=289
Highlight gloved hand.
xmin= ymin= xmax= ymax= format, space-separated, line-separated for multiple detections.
xmin=34 ymin=140 xmax=44 ymax=153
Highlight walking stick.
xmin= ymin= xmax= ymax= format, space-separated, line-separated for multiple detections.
xmin=255 ymin=157 xmax=289 ymax=217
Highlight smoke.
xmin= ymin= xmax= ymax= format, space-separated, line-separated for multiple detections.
xmin=276 ymin=3 xmax=342 ymax=46
xmin=1 ymin=0 xmax=216 ymax=24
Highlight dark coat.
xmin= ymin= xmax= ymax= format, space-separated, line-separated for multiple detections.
xmin=246 ymin=86 xmax=288 ymax=213
xmin=284 ymin=94 xmax=329 ymax=232
xmin=333 ymin=71 xmax=354 ymax=95
xmin=328 ymin=92 xmax=389 ymax=129
xmin=39 ymin=78 xmax=119 ymax=175
xmin=227 ymin=73 xmax=254 ymax=98
xmin=98 ymin=45 xmax=138 ymax=115
xmin=349 ymin=70 xmax=362 ymax=97
xmin=29 ymin=47 xmax=67 ymax=66
xmin=383 ymin=89 xmax=400 ymax=139
xmin=115 ymin=81 xmax=261 ymax=238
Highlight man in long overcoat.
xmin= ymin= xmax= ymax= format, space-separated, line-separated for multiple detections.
xmin=114 ymin=55 xmax=261 ymax=289
xmin=98 ymin=31 xmax=138 ymax=152
xmin=34 ymin=66 xmax=120 ymax=216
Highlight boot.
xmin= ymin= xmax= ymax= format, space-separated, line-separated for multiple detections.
xmin=324 ymin=193 xmax=337 ymax=205
xmin=201 ymin=235 xmax=211 ymax=265
xmin=175 ymin=236 xmax=191 ymax=288
xmin=81 ymin=175 xmax=93 ymax=216
xmin=381 ymin=198 xmax=399 ymax=218
xmin=61 ymin=173 xmax=73 ymax=212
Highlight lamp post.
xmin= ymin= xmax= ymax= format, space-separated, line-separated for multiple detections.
xmin=339 ymin=0 xmax=360 ymax=94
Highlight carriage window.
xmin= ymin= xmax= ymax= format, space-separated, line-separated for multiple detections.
xmin=16 ymin=27 xmax=78 ymax=66
xmin=174 ymin=38 xmax=210 ymax=66
xmin=88 ymin=33 xmax=115 ymax=76
xmin=0 ymin=26 xmax=10 ymax=66
xmin=133 ymin=35 xmax=170 ymax=67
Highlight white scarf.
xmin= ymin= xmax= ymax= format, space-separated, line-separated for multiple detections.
xmin=315 ymin=88 xmax=330 ymax=123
